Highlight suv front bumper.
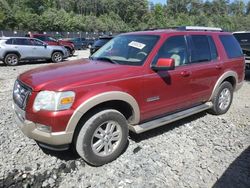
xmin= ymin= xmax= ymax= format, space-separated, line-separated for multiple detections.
xmin=13 ymin=103 xmax=73 ymax=148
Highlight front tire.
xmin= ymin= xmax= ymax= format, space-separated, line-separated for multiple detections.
xmin=51 ymin=52 xmax=63 ymax=63
xmin=4 ymin=53 xmax=19 ymax=66
xmin=74 ymin=109 xmax=128 ymax=166
xmin=209 ymin=81 xmax=233 ymax=115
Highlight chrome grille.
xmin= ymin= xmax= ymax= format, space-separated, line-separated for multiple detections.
xmin=13 ymin=80 xmax=31 ymax=110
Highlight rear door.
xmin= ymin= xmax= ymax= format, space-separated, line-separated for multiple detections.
xmin=184 ymin=35 xmax=223 ymax=105
xmin=12 ymin=38 xmax=33 ymax=59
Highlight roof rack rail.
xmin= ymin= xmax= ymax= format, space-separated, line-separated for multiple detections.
xmin=177 ymin=26 xmax=223 ymax=32
xmin=143 ymin=27 xmax=178 ymax=31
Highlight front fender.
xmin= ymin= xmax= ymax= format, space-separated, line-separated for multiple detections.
xmin=65 ymin=91 xmax=140 ymax=133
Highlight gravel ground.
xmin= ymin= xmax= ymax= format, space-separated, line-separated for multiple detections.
xmin=0 ymin=50 xmax=249 ymax=188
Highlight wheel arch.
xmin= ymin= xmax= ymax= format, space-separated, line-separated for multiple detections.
xmin=209 ymin=71 xmax=238 ymax=101
xmin=51 ymin=50 xmax=63 ymax=56
xmin=66 ymin=91 xmax=140 ymax=134
xmin=4 ymin=51 xmax=21 ymax=59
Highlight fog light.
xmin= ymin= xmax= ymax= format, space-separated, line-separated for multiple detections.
xmin=36 ymin=124 xmax=51 ymax=133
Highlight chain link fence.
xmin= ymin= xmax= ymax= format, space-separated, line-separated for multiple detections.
xmin=0 ymin=31 xmax=115 ymax=39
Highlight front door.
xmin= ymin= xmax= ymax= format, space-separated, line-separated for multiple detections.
xmin=141 ymin=35 xmax=193 ymax=121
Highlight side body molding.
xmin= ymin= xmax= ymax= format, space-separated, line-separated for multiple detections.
xmin=65 ymin=91 xmax=140 ymax=133
xmin=209 ymin=71 xmax=238 ymax=101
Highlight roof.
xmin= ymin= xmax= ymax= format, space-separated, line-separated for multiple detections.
xmin=233 ymin=31 xmax=250 ymax=34
xmin=123 ymin=26 xmax=228 ymax=36
xmin=0 ymin=37 xmax=33 ymax=40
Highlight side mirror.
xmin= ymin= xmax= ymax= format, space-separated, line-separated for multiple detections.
xmin=43 ymin=43 xmax=48 ymax=48
xmin=151 ymin=58 xmax=175 ymax=71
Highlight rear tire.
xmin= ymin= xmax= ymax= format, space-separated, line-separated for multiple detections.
xmin=74 ymin=109 xmax=128 ymax=166
xmin=208 ymin=81 xmax=233 ymax=115
xmin=51 ymin=52 xmax=63 ymax=63
xmin=4 ymin=53 xmax=19 ymax=66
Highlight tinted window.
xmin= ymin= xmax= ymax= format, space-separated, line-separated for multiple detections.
xmin=13 ymin=38 xmax=31 ymax=45
xmin=233 ymin=33 xmax=250 ymax=43
xmin=208 ymin=36 xmax=218 ymax=60
xmin=219 ymin=35 xmax=243 ymax=59
xmin=31 ymin=39 xmax=44 ymax=46
xmin=35 ymin=36 xmax=46 ymax=41
xmin=189 ymin=35 xmax=211 ymax=63
xmin=6 ymin=39 xmax=13 ymax=44
xmin=93 ymin=39 xmax=111 ymax=47
xmin=156 ymin=35 xmax=188 ymax=66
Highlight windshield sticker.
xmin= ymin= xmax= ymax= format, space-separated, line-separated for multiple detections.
xmin=128 ymin=41 xmax=146 ymax=49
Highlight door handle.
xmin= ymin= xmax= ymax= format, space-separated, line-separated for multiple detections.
xmin=181 ymin=71 xmax=191 ymax=77
xmin=215 ymin=65 xmax=222 ymax=70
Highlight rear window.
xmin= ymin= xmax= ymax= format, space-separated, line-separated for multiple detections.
xmin=219 ymin=35 xmax=243 ymax=59
xmin=233 ymin=33 xmax=250 ymax=43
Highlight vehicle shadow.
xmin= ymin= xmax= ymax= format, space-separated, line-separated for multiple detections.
xmin=129 ymin=111 xmax=207 ymax=143
xmin=38 ymin=145 xmax=80 ymax=161
xmin=38 ymin=139 xmax=130 ymax=164
xmin=212 ymin=146 xmax=250 ymax=188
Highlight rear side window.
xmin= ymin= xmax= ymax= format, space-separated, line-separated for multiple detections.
xmin=6 ymin=39 xmax=13 ymax=44
xmin=13 ymin=38 xmax=32 ymax=45
xmin=189 ymin=35 xmax=211 ymax=63
xmin=208 ymin=36 xmax=218 ymax=60
xmin=219 ymin=35 xmax=243 ymax=59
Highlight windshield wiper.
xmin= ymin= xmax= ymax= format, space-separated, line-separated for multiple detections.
xmin=94 ymin=57 xmax=118 ymax=64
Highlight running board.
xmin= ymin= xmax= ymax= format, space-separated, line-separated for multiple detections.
xmin=129 ymin=102 xmax=212 ymax=134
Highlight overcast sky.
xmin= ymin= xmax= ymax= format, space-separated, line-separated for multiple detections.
xmin=151 ymin=0 xmax=250 ymax=4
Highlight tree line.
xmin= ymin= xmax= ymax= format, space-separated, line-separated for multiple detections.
xmin=0 ymin=0 xmax=250 ymax=32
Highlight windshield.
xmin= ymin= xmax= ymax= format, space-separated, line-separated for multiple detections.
xmin=91 ymin=35 xmax=159 ymax=66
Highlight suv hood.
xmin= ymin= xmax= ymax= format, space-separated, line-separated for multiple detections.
xmin=19 ymin=59 xmax=141 ymax=91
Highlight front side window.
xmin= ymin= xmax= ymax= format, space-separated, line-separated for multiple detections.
xmin=188 ymin=35 xmax=211 ymax=63
xmin=31 ymin=39 xmax=44 ymax=46
xmin=154 ymin=35 xmax=188 ymax=67
xmin=91 ymin=35 xmax=159 ymax=66
xmin=219 ymin=35 xmax=243 ymax=59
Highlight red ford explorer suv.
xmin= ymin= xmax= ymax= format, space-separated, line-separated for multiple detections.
xmin=13 ymin=26 xmax=245 ymax=166
xmin=26 ymin=33 xmax=75 ymax=56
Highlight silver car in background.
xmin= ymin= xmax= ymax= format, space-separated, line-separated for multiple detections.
xmin=0 ymin=37 xmax=69 ymax=66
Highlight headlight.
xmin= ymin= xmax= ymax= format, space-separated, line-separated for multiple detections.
xmin=33 ymin=91 xmax=75 ymax=112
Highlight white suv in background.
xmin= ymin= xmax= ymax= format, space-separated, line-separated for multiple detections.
xmin=0 ymin=37 xmax=69 ymax=66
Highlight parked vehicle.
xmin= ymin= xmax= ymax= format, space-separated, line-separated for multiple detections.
xmin=86 ymin=38 xmax=96 ymax=48
xmin=90 ymin=36 xmax=113 ymax=55
xmin=26 ymin=33 xmax=75 ymax=56
xmin=233 ymin=31 xmax=250 ymax=69
xmin=13 ymin=26 xmax=244 ymax=166
xmin=60 ymin=38 xmax=87 ymax=50
xmin=0 ymin=37 xmax=68 ymax=66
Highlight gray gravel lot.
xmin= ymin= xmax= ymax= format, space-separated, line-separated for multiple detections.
xmin=0 ymin=50 xmax=249 ymax=188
